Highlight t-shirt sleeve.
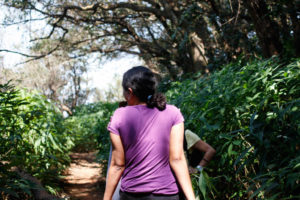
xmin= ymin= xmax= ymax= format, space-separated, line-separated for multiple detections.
xmin=185 ymin=129 xmax=201 ymax=150
xmin=172 ymin=106 xmax=184 ymax=126
xmin=107 ymin=108 xmax=123 ymax=135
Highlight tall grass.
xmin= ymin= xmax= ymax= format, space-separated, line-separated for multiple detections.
xmin=0 ymin=82 xmax=118 ymax=199
xmin=0 ymin=83 xmax=74 ymax=199
xmin=164 ymin=57 xmax=300 ymax=199
xmin=65 ymin=102 xmax=118 ymax=161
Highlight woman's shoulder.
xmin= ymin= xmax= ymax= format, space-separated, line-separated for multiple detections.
xmin=165 ymin=104 xmax=180 ymax=109
xmin=113 ymin=105 xmax=141 ymax=115
xmin=112 ymin=106 xmax=127 ymax=116
xmin=165 ymin=104 xmax=182 ymax=113
xmin=113 ymin=104 xmax=181 ymax=114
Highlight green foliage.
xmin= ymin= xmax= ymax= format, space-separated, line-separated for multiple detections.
xmin=63 ymin=101 xmax=118 ymax=177
xmin=165 ymin=57 xmax=300 ymax=199
xmin=0 ymin=82 xmax=74 ymax=199
xmin=65 ymin=102 xmax=118 ymax=158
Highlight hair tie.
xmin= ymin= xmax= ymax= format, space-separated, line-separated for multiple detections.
xmin=147 ymin=95 xmax=152 ymax=101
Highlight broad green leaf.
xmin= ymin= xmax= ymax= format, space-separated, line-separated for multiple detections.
xmin=198 ymin=172 xmax=207 ymax=200
xmin=228 ymin=143 xmax=233 ymax=156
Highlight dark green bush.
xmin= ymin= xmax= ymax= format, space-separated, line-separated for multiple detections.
xmin=65 ymin=102 xmax=118 ymax=159
xmin=0 ymin=82 xmax=74 ymax=199
xmin=165 ymin=57 xmax=300 ymax=199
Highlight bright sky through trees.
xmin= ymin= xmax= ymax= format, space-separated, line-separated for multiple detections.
xmin=0 ymin=10 xmax=143 ymax=99
xmin=90 ymin=55 xmax=143 ymax=91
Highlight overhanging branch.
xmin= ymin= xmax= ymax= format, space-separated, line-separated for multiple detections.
xmin=0 ymin=49 xmax=40 ymax=58
xmin=0 ymin=17 xmax=49 ymax=26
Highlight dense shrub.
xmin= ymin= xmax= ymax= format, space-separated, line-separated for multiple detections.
xmin=0 ymin=82 xmax=117 ymax=199
xmin=0 ymin=82 xmax=74 ymax=199
xmin=165 ymin=58 xmax=300 ymax=199
xmin=65 ymin=102 xmax=118 ymax=160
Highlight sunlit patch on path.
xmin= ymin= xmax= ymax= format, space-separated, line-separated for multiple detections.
xmin=62 ymin=151 xmax=106 ymax=200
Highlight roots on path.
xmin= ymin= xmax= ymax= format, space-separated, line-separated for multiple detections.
xmin=61 ymin=151 xmax=106 ymax=200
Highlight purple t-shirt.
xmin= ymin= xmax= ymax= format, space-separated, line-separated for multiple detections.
xmin=107 ymin=104 xmax=184 ymax=194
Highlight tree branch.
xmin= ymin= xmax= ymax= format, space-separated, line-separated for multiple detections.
xmin=0 ymin=17 xmax=49 ymax=26
xmin=0 ymin=49 xmax=41 ymax=58
xmin=89 ymin=46 xmax=140 ymax=55
xmin=102 ymin=2 xmax=169 ymax=18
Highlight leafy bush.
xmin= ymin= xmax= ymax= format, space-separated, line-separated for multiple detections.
xmin=165 ymin=57 xmax=300 ymax=199
xmin=65 ymin=102 xmax=118 ymax=159
xmin=0 ymin=82 xmax=74 ymax=199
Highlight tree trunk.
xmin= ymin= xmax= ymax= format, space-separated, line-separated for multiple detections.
xmin=71 ymin=76 xmax=80 ymax=110
xmin=189 ymin=32 xmax=209 ymax=74
xmin=12 ymin=167 xmax=60 ymax=200
xmin=244 ymin=0 xmax=282 ymax=57
xmin=61 ymin=103 xmax=73 ymax=116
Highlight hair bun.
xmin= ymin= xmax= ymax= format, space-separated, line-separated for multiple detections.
xmin=147 ymin=93 xmax=166 ymax=111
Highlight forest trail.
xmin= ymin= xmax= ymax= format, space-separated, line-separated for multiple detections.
xmin=61 ymin=151 xmax=106 ymax=200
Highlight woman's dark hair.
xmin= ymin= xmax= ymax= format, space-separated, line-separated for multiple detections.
xmin=122 ymin=66 xmax=166 ymax=111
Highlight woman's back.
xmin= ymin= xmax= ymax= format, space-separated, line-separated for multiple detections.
xmin=104 ymin=66 xmax=195 ymax=200
xmin=108 ymin=104 xmax=183 ymax=194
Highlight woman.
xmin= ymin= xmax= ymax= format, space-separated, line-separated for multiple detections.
xmin=104 ymin=66 xmax=195 ymax=200
xmin=106 ymin=129 xmax=215 ymax=200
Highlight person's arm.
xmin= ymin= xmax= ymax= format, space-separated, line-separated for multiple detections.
xmin=192 ymin=140 xmax=216 ymax=168
xmin=103 ymin=133 xmax=125 ymax=200
xmin=169 ymin=122 xmax=196 ymax=200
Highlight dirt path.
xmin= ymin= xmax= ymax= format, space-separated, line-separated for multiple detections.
xmin=61 ymin=151 xmax=106 ymax=200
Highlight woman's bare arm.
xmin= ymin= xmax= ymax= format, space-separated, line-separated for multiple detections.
xmin=103 ymin=133 xmax=125 ymax=200
xmin=169 ymin=122 xmax=195 ymax=200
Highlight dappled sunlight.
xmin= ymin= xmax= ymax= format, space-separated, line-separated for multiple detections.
xmin=62 ymin=152 xmax=106 ymax=200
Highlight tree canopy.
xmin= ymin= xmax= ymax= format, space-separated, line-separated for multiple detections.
xmin=1 ymin=0 xmax=299 ymax=79
xmin=0 ymin=0 xmax=299 ymax=112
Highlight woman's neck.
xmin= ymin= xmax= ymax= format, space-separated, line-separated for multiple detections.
xmin=128 ymin=102 xmax=146 ymax=106
xmin=128 ymin=98 xmax=146 ymax=106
